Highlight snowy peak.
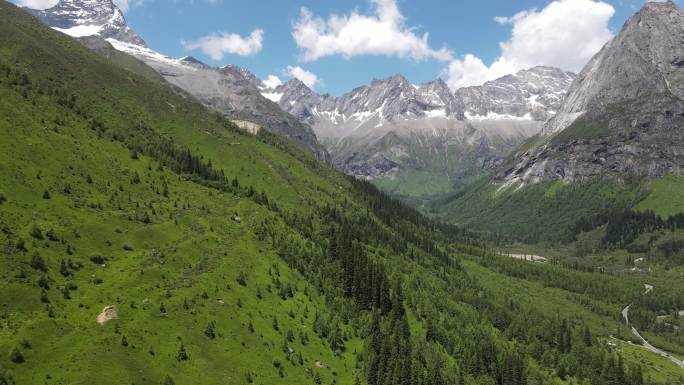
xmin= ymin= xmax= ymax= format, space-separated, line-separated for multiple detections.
xmin=219 ymin=64 xmax=264 ymax=89
xmin=269 ymin=65 xmax=575 ymax=143
xmin=180 ymin=56 xmax=208 ymax=67
xmin=455 ymin=66 xmax=575 ymax=122
xmin=414 ymin=78 xmax=458 ymax=116
xmin=26 ymin=0 xmax=145 ymax=46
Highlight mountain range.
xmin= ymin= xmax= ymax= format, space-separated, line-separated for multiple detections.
xmin=27 ymin=0 xmax=575 ymax=200
xmin=264 ymin=66 xmax=575 ymax=198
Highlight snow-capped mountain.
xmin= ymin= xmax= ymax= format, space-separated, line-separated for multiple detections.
xmin=26 ymin=0 xmax=145 ymax=46
xmin=258 ymin=67 xmax=574 ymax=196
xmin=27 ymin=0 xmax=328 ymax=161
xmin=500 ymin=0 xmax=684 ymax=186
xmin=269 ymin=74 xmax=460 ymax=141
xmin=455 ymin=66 xmax=576 ymax=122
xmin=267 ymin=66 xmax=573 ymax=140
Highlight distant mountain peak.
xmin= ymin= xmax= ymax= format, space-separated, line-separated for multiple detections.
xmin=180 ymin=56 xmax=205 ymax=65
xmin=26 ymin=0 xmax=146 ymax=46
xmin=454 ymin=66 xmax=575 ymax=122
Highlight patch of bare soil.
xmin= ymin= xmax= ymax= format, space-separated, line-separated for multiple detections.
xmin=97 ymin=305 xmax=118 ymax=325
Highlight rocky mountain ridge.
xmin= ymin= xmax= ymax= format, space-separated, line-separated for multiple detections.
xmin=499 ymin=0 xmax=684 ymax=187
xmin=27 ymin=0 xmax=328 ymax=161
xmin=258 ymin=67 xmax=574 ymax=195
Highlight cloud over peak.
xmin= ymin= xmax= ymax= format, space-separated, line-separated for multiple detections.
xmin=285 ymin=66 xmax=320 ymax=89
xmin=444 ymin=0 xmax=615 ymax=90
xmin=182 ymin=29 xmax=264 ymax=61
xmin=292 ymin=0 xmax=452 ymax=62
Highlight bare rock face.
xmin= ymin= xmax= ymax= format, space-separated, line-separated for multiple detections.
xmin=500 ymin=0 xmax=684 ymax=186
xmin=26 ymin=0 xmax=145 ymax=46
xmin=455 ymin=66 xmax=575 ymax=122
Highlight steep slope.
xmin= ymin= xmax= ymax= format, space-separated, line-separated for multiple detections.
xmin=500 ymin=0 xmax=684 ymax=186
xmin=270 ymin=68 xmax=573 ymax=200
xmin=443 ymin=1 xmax=684 ymax=244
xmin=28 ymin=0 xmax=328 ymax=161
xmin=1 ymin=3 xmax=682 ymax=385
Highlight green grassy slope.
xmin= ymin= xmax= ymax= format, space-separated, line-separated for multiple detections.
xmin=1 ymin=2 xmax=682 ymax=385
xmin=0 ymin=4 xmax=361 ymax=385
xmin=437 ymin=178 xmax=646 ymax=243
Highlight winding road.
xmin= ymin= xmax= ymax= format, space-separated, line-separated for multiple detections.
xmin=621 ymin=284 xmax=684 ymax=370
xmin=499 ymin=253 xmax=684 ymax=370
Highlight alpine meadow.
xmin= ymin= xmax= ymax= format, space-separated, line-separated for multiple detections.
xmin=1 ymin=1 xmax=684 ymax=385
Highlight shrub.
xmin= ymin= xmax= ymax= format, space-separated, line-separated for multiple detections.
xmin=0 ymin=192 xmax=6 ymax=204
xmin=30 ymin=252 xmax=47 ymax=272
xmin=30 ymin=225 xmax=43 ymax=240
xmin=59 ymin=259 xmax=70 ymax=277
xmin=9 ymin=347 xmax=24 ymax=363
xmin=236 ymin=271 xmax=247 ymax=286
xmin=46 ymin=228 xmax=58 ymax=241
xmin=89 ymin=255 xmax=106 ymax=264
xmin=122 ymin=243 xmax=134 ymax=251
xmin=15 ymin=237 xmax=27 ymax=251
xmin=42 ymin=190 xmax=50 ymax=199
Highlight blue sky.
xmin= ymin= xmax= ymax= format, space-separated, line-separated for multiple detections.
xmin=18 ymin=0 xmax=679 ymax=95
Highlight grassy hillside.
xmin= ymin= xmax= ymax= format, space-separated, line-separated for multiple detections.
xmin=436 ymin=178 xmax=646 ymax=242
xmin=1 ymin=2 xmax=683 ymax=385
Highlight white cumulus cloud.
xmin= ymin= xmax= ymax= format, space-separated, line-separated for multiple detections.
xmin=182 ymin=29 xmax=264 ymax=60
xmin=292 ymin=0 xmax=452 ymax=62
xmin=114 ymin=0 xmax=145 ymax=12
xmin=444 ymin=0 xmax=615 ymax=90
xmin=262 ymin=74 xmax=283 ymax=89
xmin=12 ymin=0 xmax=57 ymax=8
xmin=285 ymin=66 xmax=320 ymax=89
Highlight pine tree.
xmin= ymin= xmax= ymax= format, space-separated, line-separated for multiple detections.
xmin=205 ymin=322 xmax=216 ymax=339
xmin=176 ymin=343 xmax=188 ymax=361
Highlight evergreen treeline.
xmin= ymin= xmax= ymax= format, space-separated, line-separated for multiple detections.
xmin=574 ymin=209 xmax=684 ymax=249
